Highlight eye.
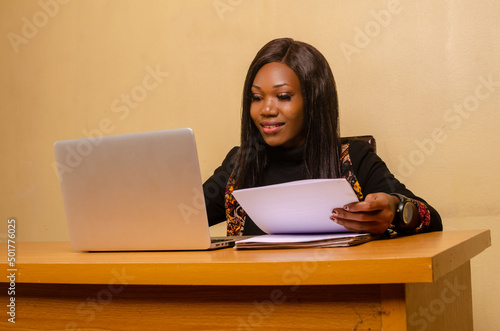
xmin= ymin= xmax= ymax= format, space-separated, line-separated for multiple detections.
xmin=250 ymin=94 xmax=263 ymax=102
xmin=277 ymin=93 xmax=292 ymax=101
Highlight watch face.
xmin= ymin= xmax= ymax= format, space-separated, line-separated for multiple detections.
xmin=402 ymin=201 xmax=417 ymax=226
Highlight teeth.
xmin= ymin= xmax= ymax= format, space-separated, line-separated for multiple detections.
xmin=263 ymin=124 xmax=282 ymax=128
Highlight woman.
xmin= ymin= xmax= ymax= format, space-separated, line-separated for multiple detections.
xmin=203 ymin=38 xmax=442 ymax=236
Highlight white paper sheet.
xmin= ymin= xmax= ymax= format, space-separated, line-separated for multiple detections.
xmin=232 ymin=178 xmax=359 ymax=234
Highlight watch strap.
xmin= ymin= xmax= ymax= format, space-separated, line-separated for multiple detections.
xmin=390 ymin=193 xmax=420 ymax=233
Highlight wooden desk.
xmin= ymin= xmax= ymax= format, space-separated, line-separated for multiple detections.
xmin=0 ymin=229 xmax=490 ymax=330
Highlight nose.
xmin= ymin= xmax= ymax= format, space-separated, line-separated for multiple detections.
xmin=260 ymin=98 xmax=278 ymax=116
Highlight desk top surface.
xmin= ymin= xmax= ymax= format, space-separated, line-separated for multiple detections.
xmin=0 ymin=229 xmax=490 ymax=286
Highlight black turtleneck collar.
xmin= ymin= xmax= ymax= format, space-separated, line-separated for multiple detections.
xmin=266 ymin=144 xmax=305 ymax=164
xmin=260 ymin=143 xmax=308 ymax=186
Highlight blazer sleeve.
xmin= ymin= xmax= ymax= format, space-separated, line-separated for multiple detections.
xmin=202 ymin=147 xmax=239 ymax=227
xmin=349 ymin=140 xmax=443 ymax=232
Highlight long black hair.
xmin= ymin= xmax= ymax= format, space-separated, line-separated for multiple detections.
xmin=235 ymin=38 xmax=341 ymax=188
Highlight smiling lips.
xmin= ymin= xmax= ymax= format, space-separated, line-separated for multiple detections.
xmin=260 ymin=122 xmax=285 ymax=134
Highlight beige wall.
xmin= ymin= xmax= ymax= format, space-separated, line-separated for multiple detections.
xmin=1 ymin=0 xmax=499 ymax=329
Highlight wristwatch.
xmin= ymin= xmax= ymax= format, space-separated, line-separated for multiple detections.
xmin=390 ymin=193 xmax=420 ymax=233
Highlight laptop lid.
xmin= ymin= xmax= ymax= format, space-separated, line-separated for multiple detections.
xmin=54 ymin=128 xmax=220 ymax=251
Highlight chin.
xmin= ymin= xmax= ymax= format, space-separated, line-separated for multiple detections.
xmin=261 ymin=137 xmax=284 ymax=147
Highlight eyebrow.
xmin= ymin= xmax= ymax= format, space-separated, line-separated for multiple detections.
xmin=252 ymin=83 xmax=290 ymax=89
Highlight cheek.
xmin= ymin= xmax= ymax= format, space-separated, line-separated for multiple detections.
xmin=284 ymin=104 xmax=304 ymax=128
xmin=250 ymin=106 xmax=259 ymax=124
xmin=291 ymin=114 xmax=305 ymax=133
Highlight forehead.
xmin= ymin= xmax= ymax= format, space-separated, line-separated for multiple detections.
xmin=252 ymin=62 xmax=300 ymax=88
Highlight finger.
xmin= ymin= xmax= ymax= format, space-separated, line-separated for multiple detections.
xmin=333 ymin=207 xmax=395 ymax=226
xmin=332 ymin=217 xmax=388 ymax=234
xmin=331 ymin=217 xmax=379 ymax=233
xmin=331 ymin=208 xmax=378 ymax=223
xmin=343 ymin=194 xmax=386 ymax=213
xmin=331 ymin=206 xmax=393 ymax=234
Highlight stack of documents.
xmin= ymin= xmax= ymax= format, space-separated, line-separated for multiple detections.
xmin=231 ymin=179 xmax=376 ymax=249
xmin=234 ymin=233 xmax=373 ymax=249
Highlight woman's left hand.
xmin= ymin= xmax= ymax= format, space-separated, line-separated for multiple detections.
xmin=331 ymin=193 xmax=400 ymax=234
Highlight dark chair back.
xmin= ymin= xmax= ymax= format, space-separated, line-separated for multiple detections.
xmin=341 ymin=135 xmax=376 ymax=153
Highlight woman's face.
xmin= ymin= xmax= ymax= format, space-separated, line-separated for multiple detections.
xmin=250 ymin=62 xmax=305 ymax=148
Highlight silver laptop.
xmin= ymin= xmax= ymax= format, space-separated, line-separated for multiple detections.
xmin=54 ymin=128 xmax=235 ymax=251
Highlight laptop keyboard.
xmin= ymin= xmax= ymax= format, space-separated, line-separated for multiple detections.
xmin=211 ymin=238 xmax=230 ymax=243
